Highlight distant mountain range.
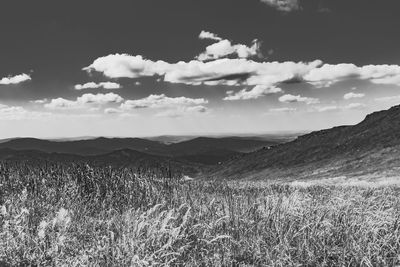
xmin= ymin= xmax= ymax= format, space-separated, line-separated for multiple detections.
xmin=206 ymin=105 xmax=400 ymax=181
xmin=6 ymin=103 xmax=400 ymax=183
xmin=0 ymin=135 xmax=296 ymax=174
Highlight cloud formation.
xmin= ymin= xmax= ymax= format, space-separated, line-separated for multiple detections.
xmin=343 ymin=92 xmax=365 ymax=100
xmin=74 ymin=82 xmax=121 ymax=90
xmin=0 ymin=104 xmax=50 ymax=120
xmin=260 ymin=0 xmax=300 ymax=12
xmin=120 ymin=94 xmax=208 ymax=109
xmin=82 ymin=32 xmax=400 ymax=105
xmin=0 ymin=73 xmax=31 ymax=85
xmin=304 ymin=63 xmax=400 ymax=88
xmin=197 ymin=39 xmax=261 ymax=61
xmin=83 ymin=53 xmax=322 ymax=86
xmin=279 ymin=94 xmax=319 ymax=104
xmin=199 ymin=30 xmax=222 ymax=41
xmin=224 ymin=85 xmax=282 ymax=100
xmin=45 ymin=93 xmax=124 ymax=110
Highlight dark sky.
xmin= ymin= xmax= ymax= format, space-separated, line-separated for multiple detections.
xmin=1 ymin=0 xmax=400 ymax=137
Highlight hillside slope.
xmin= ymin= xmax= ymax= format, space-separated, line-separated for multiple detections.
xmin=207 ymin=105 xmax=400 ymax=181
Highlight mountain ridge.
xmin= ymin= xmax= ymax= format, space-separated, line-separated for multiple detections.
xmin=205 ymin=105 xmax=400 ymax=181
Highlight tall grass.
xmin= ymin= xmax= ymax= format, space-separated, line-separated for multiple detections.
xmin=0 ymin=161 xmax=399 ymax=266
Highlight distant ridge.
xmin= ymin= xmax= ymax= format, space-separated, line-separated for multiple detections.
xmin=0 ymin=135 xmax=286 ymax=165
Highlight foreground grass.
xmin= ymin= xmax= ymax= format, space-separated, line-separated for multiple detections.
xmin=0 ymin=162 xmax=399 ymax=266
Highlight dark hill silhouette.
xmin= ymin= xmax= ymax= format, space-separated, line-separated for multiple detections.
xmin=206 ymin=105 xmax=400 ymax=180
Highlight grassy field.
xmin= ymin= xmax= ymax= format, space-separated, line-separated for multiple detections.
xmin=0 ymin=162 xmax=399 ymax=266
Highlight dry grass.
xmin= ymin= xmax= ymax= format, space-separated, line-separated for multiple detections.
xmin=0 ymin=162 xmax=400 ymax=266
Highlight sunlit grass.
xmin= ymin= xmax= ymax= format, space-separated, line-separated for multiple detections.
xmin=0 ymin=162 xmax=399 ymax=266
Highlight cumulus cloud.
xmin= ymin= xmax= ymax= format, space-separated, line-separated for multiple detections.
xmin=260 ymin=0 xmax=300 ymax=12
xmin=199 ymin=30 xmax=222 ymax=41
xmin=45 ymin=93 xmax=123 ymax=110
xmin=83 ymin=54 xmax=169 ymax=79
xmin=0 ymin=73 xmax=31 ymax=85
xmin=343 ymin=92 xmax=365 ymax=100
xmin=82 ymin=36 xmax=400 ymax=101
xmin=197 ymin=39 xmax=261 ymax=61
xmin=74 ymin=82 xmax=121 ymax=90
xmin=77 ymin=93 xmax=123 ymax=105
xmin=279 ymin=94 xmax=319 ymax=104
xmin=120 ymin=94 xmax=208 ymax=110
xmin=224 ymin=85 xmax=282 ymax=100
xmin=83 ymin=53 xmax=322 ymax=87
xmin=304 ymin=63 xmax=400 ymax=88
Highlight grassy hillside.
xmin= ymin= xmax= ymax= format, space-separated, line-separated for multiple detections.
xmin=207 ymin=105 xmax=400 ymax=180
xmin=0 ymin=162 xmax=399 ymax=266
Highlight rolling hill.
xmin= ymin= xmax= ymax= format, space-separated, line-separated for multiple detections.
xmin=206 ymin=105 xmax=400 ymax=181
xmin=0 ymin=136 xmax=283 ymax=165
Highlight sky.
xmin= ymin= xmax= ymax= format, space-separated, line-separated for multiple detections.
xmin=1 ymin=0 xmax=400 ymax=138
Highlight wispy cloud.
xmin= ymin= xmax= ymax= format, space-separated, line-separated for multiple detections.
xmin=224 ymin=85 xmax=282 ymax=100
xmin=120 ymin=94 xmax=208 ymax=110
xmin=344 ymin=92 xmax=365 ymax=100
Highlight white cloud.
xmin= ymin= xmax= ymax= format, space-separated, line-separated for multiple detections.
xmin=0 ymin=105 xmax=50 ymax=120
xmin=343 ymin=92 xmax=365 ymax=100
xmin=44 ymin=98 xmax=78 ymax=109
xmin=279 ymin=94 xmax=319 ymax=104
xmin=197 ymin=39 xmax=261 ymax=61
xmin=45 ymin=93 xmax=123 ymax=110
xmin=30 ymin=98 xmax=48 ymax=104
xmin=83 ymin=47 xmax=400 ymax=97
xmin=269 ymin=107 xmax=297 ymax=113
xmin=0 ymin=73 xmax=31 ymax=85
xmin=120 ymin=94 xmax=208 ymax=110
xmin=314 ymin=105 xmax=340 ymax=112
xmin=83 ymin=54 xmax=169 ymax=79
xmin=77 ymin=93 xmax=123 ymax=105
xmin=74 ymin=82 xmax=121 ymax=90
xmin=304 ymin=63 xmax=400 ymax=87
xmin=260 ymin=0 xmax=300 ymax=12
xmin=199 ymin=30 xmax=222 ymax=41
xmin=84 ymin=53 xmax=322 ymax=87
xmin=224 ymin=85 xmax=282 ymax=100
